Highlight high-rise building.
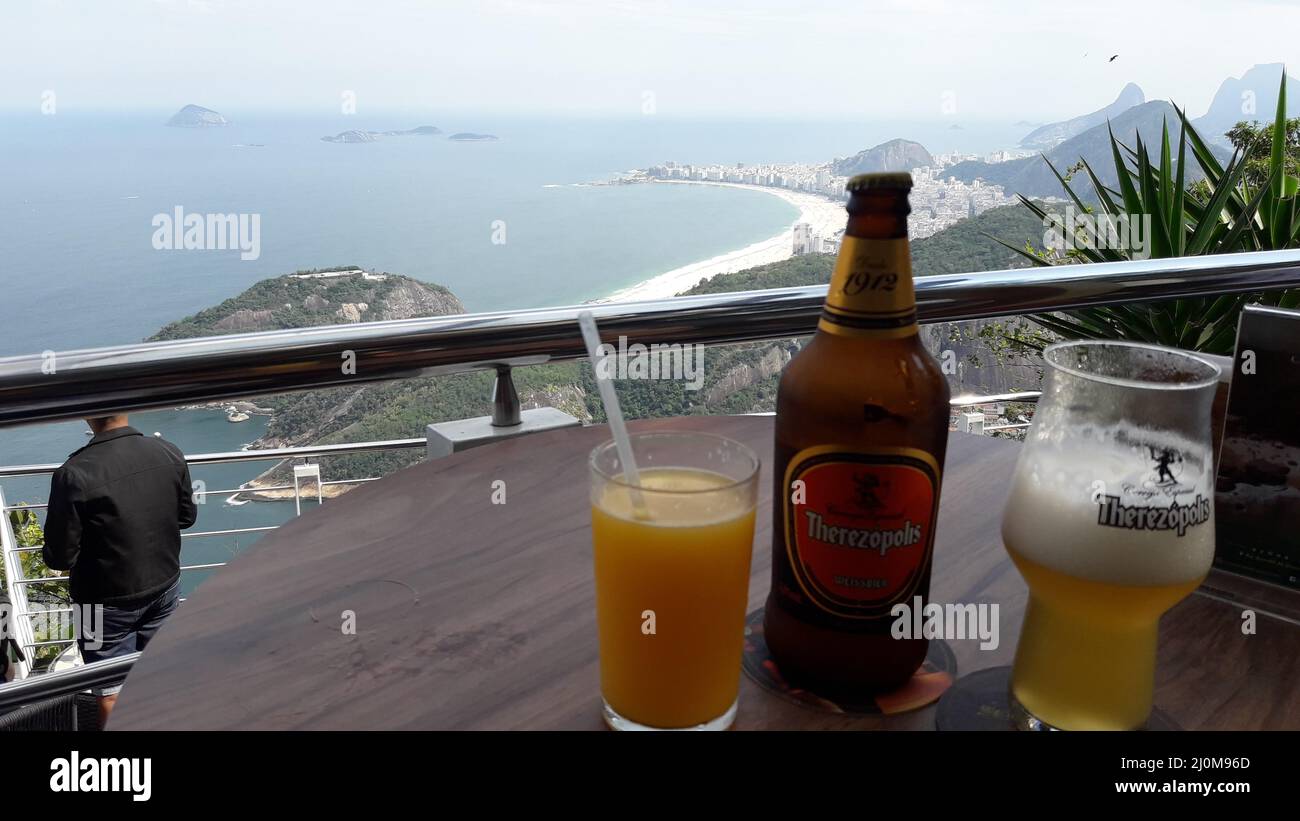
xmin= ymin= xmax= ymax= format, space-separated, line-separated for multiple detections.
xmin=792 ymin=222 xmax=813 ymax=255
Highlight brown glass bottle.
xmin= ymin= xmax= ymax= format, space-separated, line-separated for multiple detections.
xmin=763 ymin=172 xmax=951 ymax=697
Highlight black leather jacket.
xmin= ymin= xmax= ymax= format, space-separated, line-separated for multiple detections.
xmin=43 ymin=427 xmax=197 ymax=606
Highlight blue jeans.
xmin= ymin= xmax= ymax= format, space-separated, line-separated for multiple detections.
xmin=78 ymin=578 xmax=181 ymax=696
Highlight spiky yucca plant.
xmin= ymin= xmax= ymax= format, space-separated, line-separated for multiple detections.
xmin=994 ymin=71 xmax=1300 ymax=354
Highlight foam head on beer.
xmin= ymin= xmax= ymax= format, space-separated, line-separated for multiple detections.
xmin=1002 ymin=424 xmax=1215 ymax=588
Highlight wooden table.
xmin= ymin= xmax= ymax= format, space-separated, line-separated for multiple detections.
xmin=110 ymin=415 xmax=1300 ymax=730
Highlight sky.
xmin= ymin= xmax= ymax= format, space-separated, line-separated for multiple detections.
xmin=1 ymin=0 xmax=1298 ymax=120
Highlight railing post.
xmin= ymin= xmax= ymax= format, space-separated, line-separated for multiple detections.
xmin=426 ymin=364 xmax=581 ymax=459
xmin=491 ymin=365 xmax=522 ymax=428
xmin=1 ymin=488 xmax=37 ymax=681
xmin=292 ymin=463 xmax=323 ymax=516
xmin=955 ymin=412 xmax=986 ymax=435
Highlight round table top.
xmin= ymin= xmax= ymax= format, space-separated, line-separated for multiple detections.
xmin=110 ymin=415 xmax=1299 ymax=730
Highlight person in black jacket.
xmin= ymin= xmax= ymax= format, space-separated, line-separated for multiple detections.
xmin=43 ymin=414 xmax=197 ymax=726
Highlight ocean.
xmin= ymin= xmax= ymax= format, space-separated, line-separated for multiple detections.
xmin=0 ymin=110 xmax=1025 ymax=593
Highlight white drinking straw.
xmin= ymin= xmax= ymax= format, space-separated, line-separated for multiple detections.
xmin=578 ymin=310 xmax=649 ymax=519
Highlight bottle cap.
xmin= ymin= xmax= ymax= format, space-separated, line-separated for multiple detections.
xmin=846 ymin=172 xmax=913 ymax=193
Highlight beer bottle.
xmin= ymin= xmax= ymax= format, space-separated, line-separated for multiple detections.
xmin=763 ymin=172 xmax=950 ymax=695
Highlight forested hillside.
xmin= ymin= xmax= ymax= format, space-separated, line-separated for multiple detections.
xmin=162 ymin=202 xmax=1054 ymax=496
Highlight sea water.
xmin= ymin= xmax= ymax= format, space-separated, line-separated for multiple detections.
xmin=0 ymin=110 xmax=1023 ymax=585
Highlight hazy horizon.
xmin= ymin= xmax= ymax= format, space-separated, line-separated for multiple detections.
xmin=3 ymin=1 xmax=1296 ymax=123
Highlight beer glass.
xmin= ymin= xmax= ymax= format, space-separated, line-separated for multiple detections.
xmin=590 ymin=431 xmax=760 ymax=731
xmin=1003 ymin=341 xmax=1220 ymax=730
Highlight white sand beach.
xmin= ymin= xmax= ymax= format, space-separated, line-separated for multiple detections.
xmin=597 ymin=180 xmax=845 ymax=303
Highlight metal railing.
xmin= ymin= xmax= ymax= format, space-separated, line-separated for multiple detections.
xmin=0 ymin=653 xmax=139 ymax=712
xmin=0 ymin=437 xmax=427 ymax=479
xmin=1 ymin=438 xmax=427 ymax=680
xmin=1 ymin=249 xmax=1298 ymax=428
xmin=1 ymin=487 xmax=40 ymax=681
xmin=1 ymin=249 xmax=1298 ymax=707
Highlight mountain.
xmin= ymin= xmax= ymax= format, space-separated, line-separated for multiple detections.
xmin=947 ymin=101 xmax=1231 ymax=200
xmin=1193 ymin=63 xmax=1300 ymax=146
xmin=831 ymin=138 xmax=934 ymax=176
xmin=161 ymin=205 xmax=1059 ymax=495
xmin=165 ymin=104 xmax=229 ymax=128
xmin=149 ymin=268 xmax=463 ymax=340
xmin=147 ymin=268 xmax=492 ymax=495
xmin=1019 ymin=83 xmax=1144 ymax=150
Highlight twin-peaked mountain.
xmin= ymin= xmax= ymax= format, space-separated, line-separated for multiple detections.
xmin=949 ymin=101 xmax=1231 ymax=200
xmin=951 ymin=64 xmax=1298 ymax=201
xmin=1192 ymin=63 xmax=1300 ymax=146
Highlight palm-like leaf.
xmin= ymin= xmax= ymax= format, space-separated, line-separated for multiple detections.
xmin=1002 ymin=69 xmax=1299 ymax=354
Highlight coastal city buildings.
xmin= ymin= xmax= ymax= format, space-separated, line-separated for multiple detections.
xmin=791 ymin=221 xmax=842 ymax=256
xmin=635 ymin=150 xmax=1022 ymax=244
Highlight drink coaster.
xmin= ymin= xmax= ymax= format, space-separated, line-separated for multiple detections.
xmin=741 ymin=608 xmax=956 ymax=715
xmin=934 ymin=665 xmax=1180 ymax=731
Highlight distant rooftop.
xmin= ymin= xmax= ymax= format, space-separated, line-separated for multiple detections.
xmin=288 ymin=269 xmax=388 ymax=281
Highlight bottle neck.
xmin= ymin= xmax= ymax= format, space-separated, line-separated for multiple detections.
xmin=817 ymin=222 xmax=918 ymax=341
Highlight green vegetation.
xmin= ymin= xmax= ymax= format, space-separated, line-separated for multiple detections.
xmin=164 ymin=203 xmax=1063 ymax=492
xmin=906 ymin=205 xmax=1048 ymax=277
xmin=681 ymin=202 xmax=1046 ymax=297
xmin=680 ymin=254 xmax=833 ymax=293
xmin=4 ymin=507 xmax=70 ymax=670
xmin=1190 ymin=117 xmax=1300 ymax=197
xmin=992 ymin=71 xmax=1300 ymax=354
xmin=150 ymin=269 xmax=461 ymax=340
xmin=266 ymin=364 xmax=587 ymax=481
xmin=662 ymin=202 xmax=1056 ymax=421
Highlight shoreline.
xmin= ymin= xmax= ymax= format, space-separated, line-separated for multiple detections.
xmin=595 ymin=180 xmax=844 ymax=303
xmin=177 ymin=399 xmax=275 ymax=419
xmin=183 ymin=181 xmax=845 ymax=504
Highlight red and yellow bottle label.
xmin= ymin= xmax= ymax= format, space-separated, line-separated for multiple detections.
xmin=783 ymin=445 xmax=940 ymax=619
xmin=818 ymin=236 xmax=918 ymax=339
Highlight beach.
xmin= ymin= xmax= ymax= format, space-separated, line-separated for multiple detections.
xmin=598 ymin=180 xmax=845 ymax=303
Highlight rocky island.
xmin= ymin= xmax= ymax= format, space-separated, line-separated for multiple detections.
xmin=448 ymin=132 xmax=498 ymax=142
xmin=321 ymin=130 xmax=377 ymax=144
xmin=150 ymin=266 xmax=474 ymax=501
xmin=321 ymin=125 xmax=442 ymax=143
xmin=166 ymin=104 xmax=229 ymax=128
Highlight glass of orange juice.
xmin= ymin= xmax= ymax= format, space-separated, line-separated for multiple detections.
xmin=589 ymin=431 xmax=760 ymax=731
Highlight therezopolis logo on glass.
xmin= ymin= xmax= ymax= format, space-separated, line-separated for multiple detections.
xmin=1095 ymin=445 xmax=1212 ymax=537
